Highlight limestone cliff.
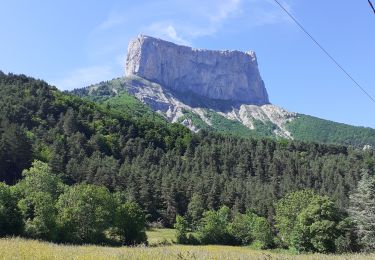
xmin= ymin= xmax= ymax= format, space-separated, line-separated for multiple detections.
xmin=126 ymin=35 xmax=269 ymax=105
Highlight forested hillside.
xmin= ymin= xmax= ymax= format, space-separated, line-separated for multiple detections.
xmin=1 ymin=72 xmax=374 ymax=226
xmin=72 ymin=77 xmax=375 ymax=147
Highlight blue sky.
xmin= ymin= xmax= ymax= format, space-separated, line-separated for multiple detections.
xmin=0 ymin=0 xmax=374 ymax=127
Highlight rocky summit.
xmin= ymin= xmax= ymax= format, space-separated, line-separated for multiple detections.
xmin=73 ymin=36 xmax=375 ymax=147
xmin=126 ymin=35 xmax=269 ymax=105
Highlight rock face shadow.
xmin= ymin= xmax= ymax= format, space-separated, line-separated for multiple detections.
xmin=169 ymin=88 xmax=269 ymax=113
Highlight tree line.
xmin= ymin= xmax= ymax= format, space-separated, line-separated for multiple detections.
xmin=0 ymin=72 xmax=375 ymax=251
xmin=175 ymin=173 xmax=375 ymax=253
xmin=1 ymin=160 xmax=374 ymax=253
xmin=0 ymin=160 xmax=146 ymax=245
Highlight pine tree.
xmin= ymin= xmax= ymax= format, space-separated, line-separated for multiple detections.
xmin=349 ymin=170 xmax=375 ymax=251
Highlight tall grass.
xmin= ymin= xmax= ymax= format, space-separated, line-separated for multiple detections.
xmin=0 ymin=237 xmax=374 ymax=260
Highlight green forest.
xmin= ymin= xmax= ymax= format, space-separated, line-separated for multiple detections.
xmin=72 ymin=76 xmax=375 ymax=147
xmin=1 ymin=72 xmax=375 ymax=253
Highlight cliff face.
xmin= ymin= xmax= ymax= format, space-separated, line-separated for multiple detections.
xmin=125 ymin=35 xmax=269 ymax=105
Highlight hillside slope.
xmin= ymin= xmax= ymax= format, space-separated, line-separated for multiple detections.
xmin=2 ymin=72 xmax=374 ymax=224
xmin=73 ymin=76 xmax=375 ymax=147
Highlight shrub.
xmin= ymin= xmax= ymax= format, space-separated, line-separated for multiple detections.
xmin=0 ymin=182 xmax=23 ymax=236
xmin=291 ymin=196 xmax=351 ymax=253
xmin=228 ymin=213 xmax=253 ymax=245
xmin=228 ymin=211 xmax=274 ymax=248
xmin=197 ymin=206 xmax=234 ymax=245
xmin=250 ymin=213 xmax=274 ymax=248
xmin=56 ymin=184 xmax=114 ymax=244
xmin=274 ymin=190 xmax=318 ymax=246
xmin=13 ymin=161 xmax=62 ymax=240
xmin=18 ymin=192 xmax=56 ymax=240
xmin=175 ymin=215 xmax=189 ymax=244
xmin=16 ymin=160 xmax=64 ymax=199
xmin=114 ymin=201 xmax=147 ymax=245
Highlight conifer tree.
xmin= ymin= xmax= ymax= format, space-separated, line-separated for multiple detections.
xmin=349 ymin=170 xmax=375 ymax=251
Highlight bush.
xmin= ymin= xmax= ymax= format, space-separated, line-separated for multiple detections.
xmin=56 ymin=184 xmax=115 ymax=244
xmin=228 ymin=211 xmax=273 ymax=248
xmin=18 ymin=192 xmax=56 ymax=240
xmin=274 ymin=190 xmax=318 ymax=246
xmin=0 ymin=182 xmax=23 ymax=236
xmin=175 ymin=215 xmax=189 ymax=244
xmin=13 ymin=160 xmax=62 ymax=240
xmin=114 ymin=201 xmax=147 ymax=245
xmin=197 ymin=206 xmax=235 ymax=245
xmin=228 ymin=213 xmax=253 ymax=245
xmin=249 ymin=240 xmax=268 ymax=250
xmin=250 ymin=213 xmax=274 ymax=248
xmin=16 ymin=160 xmax=64 ymax=199
xmin=291 ymin=196 xmax=351 ymax=253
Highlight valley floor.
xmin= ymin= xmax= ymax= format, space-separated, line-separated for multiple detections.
xmin=0 ymin=237 xmax=374 ymax=260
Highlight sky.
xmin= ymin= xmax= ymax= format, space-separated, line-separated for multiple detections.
xmin=0 ymin=0 xmax=374 ymax=128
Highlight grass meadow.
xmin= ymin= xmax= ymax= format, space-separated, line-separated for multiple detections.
xmin=0 ymin=229 xmax=374 ymax=260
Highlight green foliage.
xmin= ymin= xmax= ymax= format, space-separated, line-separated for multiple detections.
xmin=205 ymin=110 xmax=275 ymax=139
xmin=0 ymin=119 xmax=32 ymax=184
xmin=252 ymin=119 xmax=277 ymax=137
xmin=18 ymin=192 xmax=56 ymax=240
xmin=228 ymin=211 xmax=273 ymax=248
xmin=113 ymin=201 xmax=147 ymax=245
xmin=174 ymin=215 xmax=189 ymax=244
xmin=334 ymin=218 xmax=358 ymax=253
xmin=249 ymin=213 xmax=274 ymax=248
xmin=0 ymin=183 xmax=23 ymax=236
xmin=0 ymin=72 xmax=372 ymax=228
xmin=13 ymin=161 xmax=64 ymax=240
xmin=197 ymin=206 xmax=234 ymax=245
xmin=291 ymin=196 xmax=350 ymax=253
xmin=0 ymin=155 xmax=149 ymax=246
xmin=274 ymin=190 xmax=319 ymax=245
xmin=186 ymin=194 xmax=205 ymax=229
xmin=77 ymin=77 xmax=375 ymax=148
xmin=146 ymin=228 xmax=176 ymax=246
xmin=228 ymin=213 xmax=253 ymax=245
xmin=286 ymin=114 xmax=375 ymax=147
xmin=349 ymin=170 xmax=375 ymax=251
xmin=0 ymin=72 xmax=374 ymax=251
xmin=178 ymin=110 xmax=211 ymax=131
xmin=56 ymin=184 xmax=115 ymax=244
xmin=179 ymin=109 xmax=278 ymax=139
xmin=102 ymin=92 xmax=166 ymax=123
xmin=274 ymin=190 xmax=355 ymax=253
xmin=16 ymin=160 xmax=65 ymax=199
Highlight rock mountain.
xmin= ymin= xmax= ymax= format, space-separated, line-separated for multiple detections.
xmin=72 ymin=35 xmax=375 ymax=147
xmin=126 ymin=35 xmax=269 ymax=105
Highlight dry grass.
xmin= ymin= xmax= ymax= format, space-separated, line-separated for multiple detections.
xmin=1 ymin=237 xmax=374 ymax=260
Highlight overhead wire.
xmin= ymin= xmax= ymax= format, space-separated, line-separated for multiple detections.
xmin=272 ymin=0 xmax=375 ymax=104
xmin=369 ymin=0 xmax=375 ymax=14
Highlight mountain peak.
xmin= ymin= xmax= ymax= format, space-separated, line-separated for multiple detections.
xmin=125 ymin=35 xmax=269 ymax=105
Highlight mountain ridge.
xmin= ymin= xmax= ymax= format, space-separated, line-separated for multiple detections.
xmin=70 ymin=35 xmax=375 ymax=147
xmin=72 ymin=75 xmax=375 ymax=147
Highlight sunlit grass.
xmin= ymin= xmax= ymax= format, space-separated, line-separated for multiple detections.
xmin=146 ymin=228 xmax=176 ymax=245
xmin=1 ymin=237 xmax=374 ymax=260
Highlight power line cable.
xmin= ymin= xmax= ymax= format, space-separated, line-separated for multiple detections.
xmin=272 ymin=0 xmax=375 ymax=104
xmin=369 ymin=0 xmax=375 ymax=14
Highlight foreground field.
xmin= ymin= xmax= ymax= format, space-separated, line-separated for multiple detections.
xmin=1 ymin=238 xmax=374 ymax=260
